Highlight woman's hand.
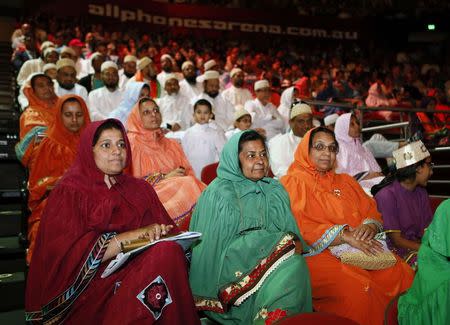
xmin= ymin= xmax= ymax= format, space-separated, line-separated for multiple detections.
xmin=363 ymin=172 xmax=383 ymax=180
xmin=294 ymin=239 xmax=303 ymax=255
xmin=352 ymin=223 xmax=378 ymax=241
xmin=138 ymin=224 xmax=174 ymax=242
xmin=165 ymin=167 xmax=186 ymax=179
xmin=342 ymin=229 xmax=384 ymax=256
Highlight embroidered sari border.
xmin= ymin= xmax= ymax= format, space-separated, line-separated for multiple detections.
xmin=304 ymin=224 xmax=347 ymax=257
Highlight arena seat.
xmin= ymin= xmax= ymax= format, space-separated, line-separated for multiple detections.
xmin=200 ymin=162 xmax=275 ymax=185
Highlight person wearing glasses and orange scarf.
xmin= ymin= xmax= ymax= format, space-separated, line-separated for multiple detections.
xmin=281 ymin=127 xmax=414 ymax=325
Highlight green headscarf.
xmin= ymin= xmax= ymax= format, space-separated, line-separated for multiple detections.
xmin=398 ymin=199 xmax=450 ymax=325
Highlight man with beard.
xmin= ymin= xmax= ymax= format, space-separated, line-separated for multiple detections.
xmin=157 ymin=74 xmax=192 ymax=134
xmin=222 ymin=68 xmax=253 ymax=108
xmin=54 ymin=58 xmax=88 ymax=102
xmin=245 ymin=79 xmax=284 ymax=140
xmin=78 ymin=52 xmax=106 ymax=93
xmin=130 ymin=56 xmax=162 ymax=98
xmin=179 ymin=61 xmax=202 ymax=101
xmin=118 ymin=55 xmax=137 ymax=89
xmin=268 ymin=102 xmax=314 ymax=178
xmin=157 ymin=54 xmax=175 ymax=88
xmin=17 ymin=43 xmax=58 ymax=85
xmin=192 ymin=70 xmax=234 ymax=132
xmin=88 ymin=61 xmax=123 ymax=121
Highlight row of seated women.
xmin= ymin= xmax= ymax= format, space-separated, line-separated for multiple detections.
xmin=21 ymin=75 xmax=447 ymax=324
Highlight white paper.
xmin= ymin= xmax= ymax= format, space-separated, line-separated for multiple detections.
xmin=101 ymin=231 xmax=201 ymax=278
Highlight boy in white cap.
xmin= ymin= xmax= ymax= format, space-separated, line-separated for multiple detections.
xmin=88 ymin=61 xmax=123 ymax=121
xmin=118 ymin=55 xmax=137 ymax=89
xmin=192 ymin=70 xmax=234 ymax=132
xmin=54 ymin=58 xmax=88 ymax=102
xmin=268 ymin=103 xmax=314 ymax=178
xmin=222 ymin=68 xmax=253 ymax=108
xmin=182 ymin=99 xmax=226 ymax=178
xmin=244 ymin=79 xmax=284 ymax=139
xmin=225 ymin=106 xmax=252 ymax=140
xmin=157 ymin=73 xmax=192 ymax=132
xmin=179 ymin=61 xmax=202 ymax=100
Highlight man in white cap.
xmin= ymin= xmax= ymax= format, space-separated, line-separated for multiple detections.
xmin=179 ymin=61 xmax=202 ymax=101
xmin=60 ymin=46 xmax=88 ymax=80
xmin=268 ymin=103 xmax=314 ymax=178
xmin=244 ymin=79 xmax=284 ymax=139
xmin=203 ymin=59 xmax=227 ymax=89
xmin=156 ymin=73 xmax=192 ymax=132
xmin=324 ymin=113 xmax=339 ymax=131
xmin=192 ymin=70 xmax=234 ymax=132
xmin=78 ymin=52 xmax=106 ymax=93
xmin=17 ymin=45 xmax=59 ymax=85
xmin=88 ymin=61 xmax=123 ymax=121
xmin=156 ymin=54 xmax=174 ymax=88
xmin=54 ymin=58 xmax=88 ymax=102
xmin=129 ymin=56 xmax=161 ymax=98
xmin=118 ymin=55 xmax=137 ymax=89
xmin=222 ymin=68 xmax=253 ymax=108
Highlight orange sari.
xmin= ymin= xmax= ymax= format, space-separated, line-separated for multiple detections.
xmin=17 ymin=86 xmax=58 ymax=167
xmin=280 ymin=129 xmax=414 ymax=325
xmin=126 ymin=103 xmax=206 ymax=230
xmin=26 ymin=95 xmax=90 ymax=264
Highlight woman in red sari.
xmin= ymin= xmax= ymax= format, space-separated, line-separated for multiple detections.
xmin=25 ymin=119 xmax=199 ymax=324
xmin=26 ymin=94 xmax=90 ymax=265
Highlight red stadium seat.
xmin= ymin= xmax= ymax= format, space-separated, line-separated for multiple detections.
xmin=200 ymin=162 xmax=219 ymax=185
xmin=429 ymin=196 xmax=445 ymax=214
xmin=278 ymin=312 xmax=359 ymax=325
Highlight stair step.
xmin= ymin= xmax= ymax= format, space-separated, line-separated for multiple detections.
xmin=0 ymin=237 xmax=24 ymax=256
xmin=0 ymin=206 xmax=22 ymax=237
xmin=0 ymin=308 xmax=25 ymax=325
xmin=0 ymin=272 xmax=25 ymax=312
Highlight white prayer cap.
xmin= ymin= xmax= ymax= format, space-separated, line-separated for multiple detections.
xmin=56 ymin=58 xmax=76 ymax=70
xmin=60 ymin=46 xmax=76 ymax=57
xmin=164 ymin=73 xmax=180 ymax=83
xmin=290 ymin=103 xmax=312 ymax=120
xmin=137 ymin=57 xmax=152 ymax=70
xmin=40 ymin=41 xmax=55 ymax=51
xmin=393 ymin=140 xmax=430 ymax=169
xmin=43 ymin=47 xmax=58 ymax=58
xmin=101 ymin=61 xmax=118 ymax=72
xmin=124 ymin=55 xmax=138 ymax=63
xmin=200 ymin=70 xmax=220 ymax=82
xmin=160 ymin=54 xmax=173 ymax=61
xmin=324 ymin=113 xmax=339 ymax=126
xmin=90 ymin=52 xmax=103 ymax=61
xmin=181 ymin=61 xmax=194 ymax=70
xmin=230 ymin=68 xmax=243 ymax=78
xmin=234 ymin=106 xmax=251 ymax=121
xmin=204 ymin=59 xmax=218 ymax=71
xmin=254 ymin=80 xmax=270 ymax=91
xmin=43 ymin=63 xmax=57 ymax=73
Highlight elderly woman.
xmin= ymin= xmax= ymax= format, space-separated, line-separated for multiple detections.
xmin=334 ymin=113 xmax=384 ymax=192
xmin=374 ymin=141 xmax=434 ymax=269
xmin=281 ymin=127 xmax=414 ymax=325
xmin=189 ymin=130 xmax=312 ymax=324
xmin=25 ymin=119 xmax=199 ymax=324
xmin=127 ymin=97 xmax=206 ymax=230
xmin=398 ymin=199 xmax=450 ymax=325
xmin=26 ymin=94 xmax=90 ymax=265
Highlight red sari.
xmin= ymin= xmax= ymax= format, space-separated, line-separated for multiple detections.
xmin=25 ymin=119 xmax=199 ymax=325
xmin=26 ymin=95 xmax=91 ymax=265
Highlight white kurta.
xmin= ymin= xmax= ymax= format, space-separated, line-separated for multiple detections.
xmin=222 ymin=85 xmax=253 ymax=108
xmin=225 ymin=128 xmax=241 ymax=140
xmin=156 ymin=93 xmax=192 ymax=130
xmin=88 ymin=87 xmax=123 ymax=121
xmin=244 ymin=98 xmax=285 ymax=140
xmin=181 ymin=123 xmax=226 ymax=178
xmin=192 ymin=93 xmax=234 ymax=132
xmin=118 ymin=70 xmax=132 ymax=90
xmin=75 ymin=58 xmax=89 ymax=80
xmin=54 ymin=83 xmax=89 ymax=103
xmin=268 ymin=130 xmax=302 ymax=178
xmin=179 ymin=79 xmax=203 ymax=101
xmin=16 ymin=58 xmax=44 ymax=85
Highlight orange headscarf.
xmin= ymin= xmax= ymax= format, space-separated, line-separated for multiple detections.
xmin=20 ymin=80 xmax=58 ymax=139
xmin=280 ymin=128 xmax=382 ymax=247
xmin=126 ymin=99 xmax=194 ymax=177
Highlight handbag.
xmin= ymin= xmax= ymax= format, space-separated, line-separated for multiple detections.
xmin=329 ymin=233 xmax=397 ymax=270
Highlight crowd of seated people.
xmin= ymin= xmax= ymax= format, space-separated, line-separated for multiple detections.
xmin=11 ymin=17 xmax=450 ymax=324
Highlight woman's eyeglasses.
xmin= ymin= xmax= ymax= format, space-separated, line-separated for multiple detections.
xmin=311 ymin=143 xmax=339 ymax=153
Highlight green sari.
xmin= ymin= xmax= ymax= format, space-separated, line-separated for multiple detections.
xmin=189 ymin=130 xmax=312 ymax=324
xmin=398 ymin=199 xmax=450 ymax=325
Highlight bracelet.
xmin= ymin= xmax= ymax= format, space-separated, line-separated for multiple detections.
xmin=339 ymin=227 xmax=348 ymax=240
xmin=112 ymin=235 xmax=123 ymax=253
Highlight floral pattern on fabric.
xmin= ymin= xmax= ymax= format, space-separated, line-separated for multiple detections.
xmin=254 ymin=308 xmax=288 ymax=325
xmin=137 ymin=276 xmax=173 ymax=320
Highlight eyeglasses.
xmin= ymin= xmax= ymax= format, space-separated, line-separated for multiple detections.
xmin=311 ymin=143 xmax=339 ymax=153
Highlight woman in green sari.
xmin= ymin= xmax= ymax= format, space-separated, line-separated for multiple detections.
xmin=398 ymin=199 xmax=450 ymax=325
xmin=189 ymin=130 xmax=312 ymax=324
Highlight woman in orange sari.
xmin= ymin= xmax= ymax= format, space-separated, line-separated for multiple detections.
xmin=127 ymin=97 xmax=206 ymax=230
xmin=16 ymin=73 xmax=58 ymax=167
xmin=26 ymin=94 xmax=90 ymax=264
xmin=281 ymin=127 xmax=414 ymax=325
